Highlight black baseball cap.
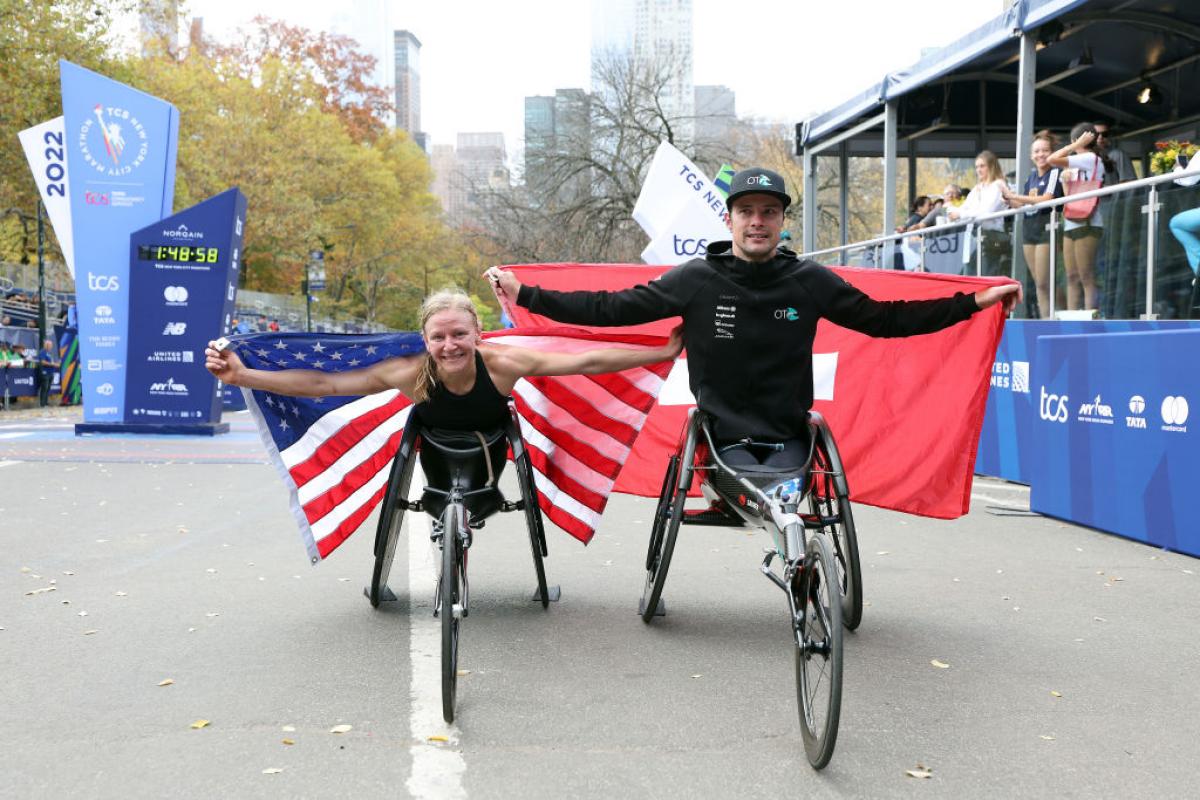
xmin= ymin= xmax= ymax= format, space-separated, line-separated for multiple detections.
xmin=725 ymin=167 xmax=791 ymax=210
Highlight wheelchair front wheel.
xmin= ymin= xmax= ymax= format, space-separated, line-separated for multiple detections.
xmin=640 ymin=454 xmax=683 ymax=622
xmin=440 ymin=510 xmax=463 ymax=723
xmin=809 ymin=447 xmax=862 ymax=631
xmin=369 ymin=444 xmax=416 ymax=607
xmin=516 ymin=451 xmax=550 ymax=608
xmin=793 ymin=533 xmax=843 ymax=770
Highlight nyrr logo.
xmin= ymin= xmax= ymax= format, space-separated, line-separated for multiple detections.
xmin=1039 ymin=386 xmax=1069 ymax=423
xmin=78 ymin=104 xmax=148 ymax=177
xmin=162 ymin=322 xmax=187 ymax=336
xmin=773 ymin=307 xmax=799 ymax=321
xmin=1126 ymin=395 xmax=1147 ymax=429
xmin=1077 ymin=394 xmax=1114 ymax=424
xmin=150 ymin=377 xmax=188 ymax=396
xmin=87 ymin=272 xmax=120 ymax=291
xmin=164 ymin=285 xmax=189 ymax=305
xmin=1161 ymin=395 xmax=1189 ymax=432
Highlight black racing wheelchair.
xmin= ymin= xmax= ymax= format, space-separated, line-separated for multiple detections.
xmin=367 ymin=401 xmax=556 ymax=723
xmin=640 ymin=408 xmax=863 ymax=769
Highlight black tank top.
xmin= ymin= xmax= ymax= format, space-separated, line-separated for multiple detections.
xmin=412 ymin=351 xmax=510 ymax=431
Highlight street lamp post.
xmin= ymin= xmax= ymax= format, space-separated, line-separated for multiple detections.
xmin=37 ymin=201 xmax=46 ymax=349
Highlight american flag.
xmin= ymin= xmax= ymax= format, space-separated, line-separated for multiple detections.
xmin=227 ymin=328 xmax=674 ymax=564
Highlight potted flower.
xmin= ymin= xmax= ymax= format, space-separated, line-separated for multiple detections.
xmin=1149 ymin=140 xmax=1198 ymax=174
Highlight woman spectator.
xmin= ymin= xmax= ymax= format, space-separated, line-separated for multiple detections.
xmin=897 ymin=196 xmax=933 ymax=233
xmin=949 ymin=151 xmax=1009 ymax=276
xmin=1002 ymin=130 xmax=1065 ymax=317
xmin=1048 ymin=123 xmax=1106 ymax=311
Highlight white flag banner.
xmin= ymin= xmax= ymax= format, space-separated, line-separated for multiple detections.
xmin=633 ymin=141 xmax=729 ymax=263
xmin=18 ymin=117 xmax=75 ymax=278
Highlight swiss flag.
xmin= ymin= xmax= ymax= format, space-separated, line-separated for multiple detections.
xmin=497 ymin=263 xmax=1010 ymax=519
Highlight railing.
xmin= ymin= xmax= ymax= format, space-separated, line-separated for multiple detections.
xmin=799 ymin=168 xmax=1200 ymax=321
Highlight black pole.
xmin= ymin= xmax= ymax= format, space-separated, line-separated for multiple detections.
xmin=303 ymin=278 xmax=312 ymax=332
xmin=36 ymin=202 xmax=46 ymax=347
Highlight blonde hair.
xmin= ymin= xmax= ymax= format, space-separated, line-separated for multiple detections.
xmin=412 ymin=288 xmax=481 ymax=403
xmin=1032 ymin=129 xmax=1060 ymax=150
xmin=976 ymin=150 xmax=1005 ymax=184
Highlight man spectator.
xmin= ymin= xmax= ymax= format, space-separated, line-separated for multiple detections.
xmin=37 ymin=338 xmax=60 ymax=407
xmin=1094 ymin=122 xmax=1136 ymax=184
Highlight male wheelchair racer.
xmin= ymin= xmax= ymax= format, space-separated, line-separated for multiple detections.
xmin=367 ymin=401 xmax=554 ymax=723
xmin=640 ymin=408 xmax=863 ymax=769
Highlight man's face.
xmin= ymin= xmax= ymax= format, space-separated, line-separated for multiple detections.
xmin=727 ymin=194 xmax=785 ymax=263
xmin=1094 ymin=125 xmax=1112 ymax=152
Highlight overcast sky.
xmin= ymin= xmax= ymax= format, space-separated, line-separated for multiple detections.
xmin=181 ymin=0 xmax=1003 ymax=152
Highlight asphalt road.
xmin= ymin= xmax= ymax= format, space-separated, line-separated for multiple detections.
xmin=2 ymin=410 xmax=1198 ymax=798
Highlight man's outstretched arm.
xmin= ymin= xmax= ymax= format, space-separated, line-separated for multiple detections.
xmin=487 ymin=265 xmax=689 ymax=326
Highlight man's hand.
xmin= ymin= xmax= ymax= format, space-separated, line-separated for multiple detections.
xmin=205 ymin=340 xmax=247 ymax=385
xmin=975 ymin=283 xmax=1022 ymax=314
xmin=484 ymin=266 xmax=521 ymax=302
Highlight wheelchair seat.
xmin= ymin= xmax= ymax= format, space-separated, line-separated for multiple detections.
xmin=418 ymin=426 xmax=509 ymax=521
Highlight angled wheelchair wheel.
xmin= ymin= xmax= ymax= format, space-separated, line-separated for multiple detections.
xmin=809 ymin=437 xmax=863 ymax=631
xmin=794 ymin=533 xmax=843 ymax=770
xmin=516 ymin=450 xmax=550 ymax=608
xmin=440 ymin=507 xmax=463 ymax=723
xmin=369 ymin=435 xmax=417 ymax=607
xmin=640 ymin=454 xmax=684 ymax=623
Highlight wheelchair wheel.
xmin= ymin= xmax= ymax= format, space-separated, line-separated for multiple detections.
xmin=369 ymin=440 xmax=416 ymax=607
xmin=793 ymin=533 xmax=843 ymax=770
xmin=809 ymin=444 xmax=863 ymax=631
xmin=516 ymin=451 xmax=550 ymax=608
xmin=640 ymin=454 xmax=683 ymax=622
xmin=440 ymin=507 xmax=463 ymax=723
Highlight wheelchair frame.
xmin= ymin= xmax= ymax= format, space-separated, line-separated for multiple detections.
xmin=367 ymin=401 xmax=557 ymax=723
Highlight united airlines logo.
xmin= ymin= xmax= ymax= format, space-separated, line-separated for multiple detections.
xmin=78 ymin=104 xmax=148 ymax=177
xmin=1011 ymin=361 xmax=1030 ymax=394
xmin=1076 ymin=394 xmax=1114 ymax=424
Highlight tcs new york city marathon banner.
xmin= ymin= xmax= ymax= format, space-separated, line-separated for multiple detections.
xmin=61 ymin=60 xmax=179 ymax=423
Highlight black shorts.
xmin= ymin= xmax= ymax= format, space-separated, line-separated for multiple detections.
xmin=1022 ymin=216 xmax=1051 ymax=245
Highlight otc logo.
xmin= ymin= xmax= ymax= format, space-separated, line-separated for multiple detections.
xmin=1039 ymin=386 xmax=1069 ymax=423
xmin=149 ymin=377 xmax=189 ymax=396
xmin=773 ymin=307 xmax=799 ymax=321
xmin=1077 ymin=394 xmax=1114 ymax=424
xmin=87 ymin=272 xmax=120 ymax=291
xmin=162 ymin=322 xmax=187 ymax=336
xmin=162 ymin=223 xmax=203 ymax=241
xmin=1161 ymin=395 xmax=1189 ymax=431
xmin=1011 ymin=361 xmax=1030 ymax=394
xmin=1126 ymin=395 xmax=1147 ymax=429
xmin=96 ymin=382 xmax=114 ymax=396
xmin=93 ymin=304 xmax=115 ymax=324
xmin=746 ymin=174 xmax=774 ymax=187
xmin=164 ymin=285 xmax=189 ymax=305
xmin=77 ymin=104 xmax=148 ymax=177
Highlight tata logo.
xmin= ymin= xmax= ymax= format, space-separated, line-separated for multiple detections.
xmin=162 ymin=322 xmax=187 ymax=336
xmin=93 ymin=304 xmax=115 ymax=325
xmin=673 ymin=235 xmax=708 ymax=257
xmin=84 ymin=191 xmax=110 ymax=206
xmin=1161 ymin=395 xmax=1189 ymax=431
xmin=1039 ymin=386 xmax=1069 ymax=423
xmin=746 ymin=174 xmax=773 ymax=186
xmin=773 ymin=307 xmax=799 ymax=321
xmin=1077 ymin=394 xmax=1114 ymax=424
xmin=96 ymin=382 xmax=114 ymax=396
xmin=87 ymin=272 xmax=120 ymax=291
xmin=150 ymin=377 xmax=188 ymax=396
xmin=164 ymin=285 xmax=189 ymax=305
xmin=1126 ymin=395 xmax=1147 ymax=429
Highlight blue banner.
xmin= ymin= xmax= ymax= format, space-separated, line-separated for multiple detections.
xmin=1028 ymin=329 xmax=1200 ymax=556
xmin=60 ymin=60 xmax=179 ymax=423
xmin=125 ymin=189 xmax=246 ymax=424
xmin=976 ymin=319 xmax=1200 ymax=483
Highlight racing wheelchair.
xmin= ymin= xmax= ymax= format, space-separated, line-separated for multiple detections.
xmin=640 ymin=408 xmax=863 ymax=769
xmin=367 ymin=402 xmax=556 ymax=723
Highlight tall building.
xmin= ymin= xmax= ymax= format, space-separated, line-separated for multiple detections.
xmin=523 ymin=89 xmax=589 ymax=194
xmin=591 ymin=0 xmax=694 ymax=143
xmin=432 ymin=134 xmax=509 ymax=224
xmin=394 ymin=30 xmax=423 ymax=145
xmin=695 ymin=85 xmax=736 ymax=143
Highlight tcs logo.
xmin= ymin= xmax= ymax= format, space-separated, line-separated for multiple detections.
xmin=87 ymin=272 xmax=120 ymax=291
xmin=1039 ymin=386 xmax=1069 ymax=422
xmin=673 ymin=235 xmax=708 ymax=257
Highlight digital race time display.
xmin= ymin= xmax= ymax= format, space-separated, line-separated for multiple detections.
xmin=137 ymin=244 xmax=221 ymax=263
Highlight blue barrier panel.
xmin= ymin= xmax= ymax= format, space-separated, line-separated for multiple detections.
xmin=60 ymin=61 xmax=178 ymax=423
xmin=976 ymin=319 xmax=1200 ymax=483
xmin=222 ymin=383 xmax=247 ymax=411
xmin=1028 ymin=329 xmax=1200 ymax=556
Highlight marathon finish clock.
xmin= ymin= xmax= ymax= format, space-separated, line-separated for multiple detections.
xmin=124 ymin=187 xmax=246 ymax=427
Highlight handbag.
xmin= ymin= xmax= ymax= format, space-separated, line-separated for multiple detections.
xmin=1063 ymin=154 xmax=1101 ymax=221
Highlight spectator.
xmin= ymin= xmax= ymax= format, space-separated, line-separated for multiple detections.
xmin=0 ymin=340 xmax=14 ymax=363
xmin=1049 ymin=123 xmax=1106 ymax=311
xmin=948 ymin=151 xmax=1009 ymax=276
xmin=1002 ymin=129 xmax=1064 ymax=317
xmin=896 ymin=196 xmax=933 ymax=233
xmin=943 ymin=184 xmax=965 ymax=207
xmin=1093 ymin=122 xmax=1135 ymax=184
xmin=37 ymin=337 xmax=59 ymax=407
xmin=268 ymin=318 xmax=280 ymax=332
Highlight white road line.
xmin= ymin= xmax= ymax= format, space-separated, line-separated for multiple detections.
xmin=0 ymin=460 xmax=19 ymax=469
xmin=971 ymin=492 xmax=1032 ymax=510
xmin=0 ymin=432 xmax=33 ymax=440
xmin=406 ymin=467 xmax=466 ymax=799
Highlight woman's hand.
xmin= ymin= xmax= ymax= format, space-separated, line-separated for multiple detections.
xmin=205 ymin=341 xmax=246 ymax=386
xmin=1075 ymin=131 xmax=1096 ymax=151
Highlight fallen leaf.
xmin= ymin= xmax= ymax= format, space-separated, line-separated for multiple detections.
xmin=996 ymin=569 xmax=1004 ymax=574
xmin=1050 ymin=690 xmax=1063 ymax=698
xmin=456 ymin=669 xmax=471 ymax=677
xmin=205 ymin=568 xmax=217 ymax=574
xmin=931 ymin=660 xmax=950 ymax=669
xmin=329 ymin=724 xmax=352 ymax=734
xmin=427 ymin=735 xmax=448 ymax=743
xmin=63 ymin=570 xmax=74 ymax=576
xmin=281 ymin=739 xmax=295 ymax=746
xmin=281 ymin=725 xmax=296 ymax=732
xmin=690 ymin=674 xmax=703 ymax=679
xmin=338 ymin=578 xmax=350 ymax=582
xmin=158 ymin=679 xmax=174 ymax=687
xmin=1183 ymin=570 xmax=1194 ymax=575
xmin=77 ymin=611 xmax=88 ymax=617
xmin=1040 ymin=735 xmax=1056 ymax=740
xmin=190 ymin=719 xmax=210 ymax=729
xmin=187 ymin=627 xmax=196 ymax=633
xmin=205 ymin=613 xmax=219 ymax=618
xmin=24 ymin=586 xmax=56 ymax=596
xmin=876 ymin=550 xmax=890 ymax=556
xmin=905 ymin=769 xmax=933 ymax=779
xmin=20 ymin=566 xmax=31 ymax=573
xmin=1093 ymin=616 xmax=1107 ymax=622
xmin=262 ymin=768 xmax=284 ymax=774
xmin=61 ymin=600 xmax=70 ymax=605
xmin=952 ymin=577 xmax=961 ymax=583
xmin=83 ymin=629 xmax=98 ymax=635
xmin=115 ymin=591 xmax=127 ymax=597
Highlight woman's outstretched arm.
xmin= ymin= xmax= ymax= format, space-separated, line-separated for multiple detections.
xmin=205 ymin=340 xmax=423 ymax=398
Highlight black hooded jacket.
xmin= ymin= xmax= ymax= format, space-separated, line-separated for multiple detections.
xmin=516 ymin=242 xmax=980 ymax=441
